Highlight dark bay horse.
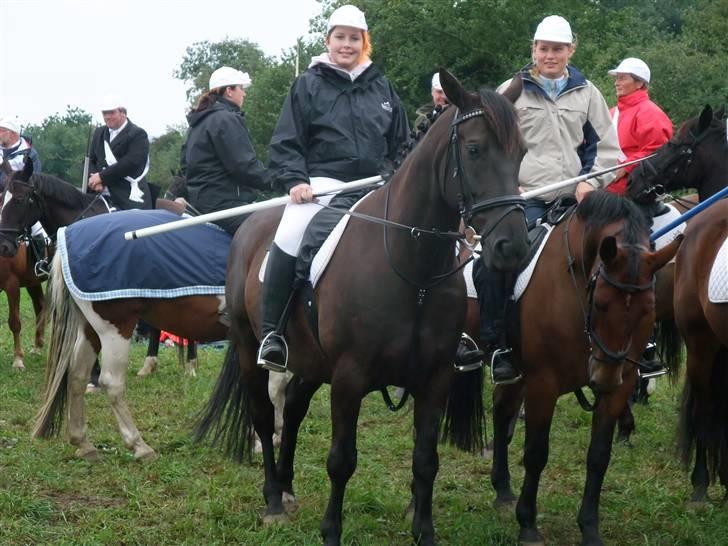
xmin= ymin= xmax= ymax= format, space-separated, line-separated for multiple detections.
xmin=486 ymin=192 xmax=681 ymax=546
xmin=628 ymin=104 xmax=728 ymax=505
xmin=0 ymin=162 xmax=229 ymax=461
xmin=0 ymin=161 xmax=47 ymax=370
xmin=196 ymin=70 xmax=529 ymax=545
xmin=0 ymin=161 xmax=199 ymax=376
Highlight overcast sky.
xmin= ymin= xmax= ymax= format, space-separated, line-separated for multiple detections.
xmin=0 ymin=0 xmax=322 ymax=137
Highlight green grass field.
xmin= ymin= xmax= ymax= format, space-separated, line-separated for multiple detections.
xmin=1 ymin=289 xmax=726 ymax=545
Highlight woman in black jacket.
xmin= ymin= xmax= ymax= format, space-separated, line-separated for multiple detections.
xmin=181 ymin=66 xmax=269 ymax=235
xmin=258 ymin=4 xmax=409 ymax=372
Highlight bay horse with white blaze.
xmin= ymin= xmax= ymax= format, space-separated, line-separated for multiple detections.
xmin=628 ymin=104 xmax=728 ymax=505
xmin=487 ymin=191 xmax=681 ymax=546
xmin=195 ymin=70 xmax=529 ymax=545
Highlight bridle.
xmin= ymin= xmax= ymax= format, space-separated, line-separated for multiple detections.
xmin=565 ymin=214 xmax=654 ymax=365
xmin=0 ymin=178 xmax=42 ymax=246
xmin=584 ymin=258 xmax=654 ymax=364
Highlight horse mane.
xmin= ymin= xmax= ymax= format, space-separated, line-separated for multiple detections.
xmin=576 ymin=191 xmax=650 ymax=276
xmin=33 ymin=173 xmax=100 ymax=208
xmin=478 ymin=88 xmax=523 ymax=156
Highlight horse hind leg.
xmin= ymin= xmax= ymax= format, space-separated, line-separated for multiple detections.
xmin=6 ymin=282 xmax=25 ymax=369
xmin=137 ymin=328 xmax=160 ymax=377
xmin=26 ymin=284 xmax=46 ymax=354
xmin=67 ymin=327 xmax=102 ymax=461
xmin=185 ymin=341 xmax=198 ymax=377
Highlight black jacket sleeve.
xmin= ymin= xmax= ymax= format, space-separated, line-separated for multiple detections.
xmin=88 ymin=127 xmax=104 ymax=174
xmin=269 ymin=78 xmax=311 ymax=194
xmin=211 ymin=114 xmax=268 ymax=191
xmin=99 ymin=125 xmax=149 ymax=182
xmin=386 ymin=85 xmax=410 ymax=161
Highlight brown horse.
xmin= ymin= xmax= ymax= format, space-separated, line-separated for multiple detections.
xmin=195 ymin=70 xmax=529 ymax=545
xmin=0 ymin=162 xmax=230 ymax=461
xmin=486 ymin=192 xmax=681 ymax=546
xmin=628 ymin=104 xmax=728 ymax=505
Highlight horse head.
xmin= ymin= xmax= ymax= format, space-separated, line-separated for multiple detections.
xmin=578 ymin=193 xmax=682 ymax=392
xmin=438 ymin=68 xmax=528 ymax=272
xmin=0 ymin=158 xmax=39 ymax=258
xmin=627 ymin=104 xmax=727 ymax=203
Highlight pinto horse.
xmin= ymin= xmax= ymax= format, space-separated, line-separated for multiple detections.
xmin=195 ymin=70 xmax=529 ymax=545
xmin=628 ymin=104 xmax=728 ymax=504
xmin=0 ymin=161 xmax=199 ymax=376
xmin=487 ymin=192 xmax=681 ymax=546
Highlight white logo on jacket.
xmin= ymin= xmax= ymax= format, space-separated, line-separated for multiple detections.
xmin=381 ymin=101 xmax=392 ymax=113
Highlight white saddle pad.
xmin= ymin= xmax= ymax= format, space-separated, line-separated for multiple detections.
xmin=708 ymin=236 xmax=728 ymax=303
xmin=258 ymin=192 xmax=373 ymax=286
xmin=465 ymin=225 xmax=554 ymax=302
xmin=651 ymin=203 xmax=686 ymax=251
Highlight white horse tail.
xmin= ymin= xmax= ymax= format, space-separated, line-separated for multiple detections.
xmin=33 ymin=252 xmax=83 ymax=438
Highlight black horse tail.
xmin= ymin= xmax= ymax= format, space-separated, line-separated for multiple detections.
xmin=677 ymin=347 xmax=728 ymax=478
xmin=193 ymin=343 xmax=253 ymax=463
xmin=440 ymin=367 xmax=485 ymax=453
xmin=33 ymin=253 xmax=78 ymax=438
xmin=654 ymin=318 xmax=683 ymax=385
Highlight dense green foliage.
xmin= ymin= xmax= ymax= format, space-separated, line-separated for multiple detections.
xmin=29 ymin=1 xmax=726 ymax=188
xmin=2 ymin=293 xmax=728 ymax=545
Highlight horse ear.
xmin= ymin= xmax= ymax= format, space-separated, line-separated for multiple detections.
xmin=439 ymin=68 xmax=466 ymax=110
xmin=650 ymin=234 xmax=683 ymax=273
xmin=21 ymin=155 xmax=34 ymax=180
xmin=501 ymin=73 xmax=523 ymax=104
xmin=599 ymin=236 xmax=618 ymax=265
xmin=697 ymin=104 xmax=713 ymax=134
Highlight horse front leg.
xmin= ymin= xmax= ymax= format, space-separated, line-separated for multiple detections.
xmin=67 ymin=327 xmax=101 ymax=460
xmin=410 ymin=366 xmax=451 ymax=546
xmin=320 ymin=366 xmax=365 ymax=546
xmin=276 ymin=375 xmax=321 ymax=512
xmin=577 ymin=374 xmax=635 ymax=546
xmin=6 ymin=281 xmax=24 ymax=370
xmin=137 ymin=328 xmax=160 ymax=377
xmin=516 ymin=377 xmax=558 ymax=546
xmin=185 ymin=341 xmax=198 ymax=376
xmin=26 ymin=284 xmax=46 ymax=353
xmin=98 ymin=328 xmax=156 ymax=461
xmin=491 ymin=382 xmax=524 ymax=508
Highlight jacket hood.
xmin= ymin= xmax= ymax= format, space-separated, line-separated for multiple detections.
xmin=186 ymin=96 xmax=240 ymax=127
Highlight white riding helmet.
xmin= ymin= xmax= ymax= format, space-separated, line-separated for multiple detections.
xmin=327 ymin=4 xmax=368 ymax=34
xmin=209 ymin=66 xmax=252 ymax=91
xmin=608 ymin=57 xmax=651 ymax=83
xmin=533 ymin=15 xmax=573 ymax=44
xmin=99 ymin=95 xmax=125 ymax=112
xmin=0 ymin=116 xmax=21 ymax=134
xmin=431 ymin=73 xmax=442 ymax=91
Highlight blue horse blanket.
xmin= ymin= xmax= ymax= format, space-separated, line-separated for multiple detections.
xmin=58 ymin=210 xmax=231 ymax=301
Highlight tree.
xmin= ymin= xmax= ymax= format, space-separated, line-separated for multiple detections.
xmin=148 ymin=126 xmax=186 ymax=195
xmin=24 ymin=107 xmax=93 ymax=185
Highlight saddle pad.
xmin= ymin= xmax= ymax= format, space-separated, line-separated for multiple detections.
xmin=464 ymin=225 xmax=554 ymax=302
xmin=651 ymin=203 xmax=686 ymax=251
xmin=58 ymin=209 xmax=231 ymax=301
xmin=259 ymin=193 xmax=372 ymax=286
xmin=708 ymin=235 xmax=728 ymax=303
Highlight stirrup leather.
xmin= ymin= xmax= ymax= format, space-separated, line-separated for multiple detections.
xmin=256 ymin=332 xmax=289 ymax=373
xmin=490 ymin=348 xmax=523 ymax=386
xmin=453 ymin=332 xmax=484 ymax=372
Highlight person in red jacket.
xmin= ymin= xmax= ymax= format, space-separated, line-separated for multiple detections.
xmin=606 ymin=57 xmax=673 ymax=195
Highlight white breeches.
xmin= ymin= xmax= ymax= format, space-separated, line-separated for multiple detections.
xmin=273 ymin=177 xmax=342 ymax=256
xmin=31 ymin=221 xmax=48 ymax=239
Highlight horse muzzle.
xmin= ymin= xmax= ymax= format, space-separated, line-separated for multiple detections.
xmin=587 ymin=354 xmax=624 ymax=393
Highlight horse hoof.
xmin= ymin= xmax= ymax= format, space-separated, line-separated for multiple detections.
xmin=519 ymin=528 xmax=545 ymax=546
xmin=687 ymin=499 xmax=708 ymax=511
xmin=493 ymin=495 xmax=517 ymax=511
xmin=262 ymin=512 xmax=290 ymax=526
xmin=135 ymin=446 xmax=158 ymax=462
xmin=137 ymin=358 xmax=157 ymax=377
xmin=75 ymin=446 xmax=100 ymax=462
xmin=12 ymin=360 xmax=25 ymax=371
xmin=184 ymin=364 xmax=197 ymax=377
xmin=30 ymin=346 xmax=42 ymax=355
xmin=481 ymin=446 xmax=493 ymax=460
xmin=282 ymin=492 xmax=298 ymax=513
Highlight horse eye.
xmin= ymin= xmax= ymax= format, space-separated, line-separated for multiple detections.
xmin=467 ymin=144 xmax=478 ymax=156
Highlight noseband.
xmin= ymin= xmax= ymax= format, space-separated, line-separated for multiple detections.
xmin=0 ymin=179 xmax=42 ymax=245
xmin=448 ymin=107 xmax=525 ymax=240
xmin=585 ymin=260 xmax=655 ymax=364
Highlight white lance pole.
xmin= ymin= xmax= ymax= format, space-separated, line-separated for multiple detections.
xmin=520 ymin=154 xmax=655 ymax=200
xmin=124 ymin=175 xmax=384 ymax=241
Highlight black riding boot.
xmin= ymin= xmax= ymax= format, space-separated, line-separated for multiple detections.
xmin=638 ymin=336 xmax=667 ymax=378
xmin=473 ymin=262 xmax=521 ymax=384
xmin=257 ymin=243 xmax=297 ymax=373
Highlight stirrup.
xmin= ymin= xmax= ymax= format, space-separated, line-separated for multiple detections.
xmin=453 ymin=332 xmax=484 ymax=373
xmin=256 ymin=332 xmax=288 ymax=373
xmin=490 ymin=348 xmax=523 ymax=386
xmin=638 ymin=363 xmax=668 ymax=380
